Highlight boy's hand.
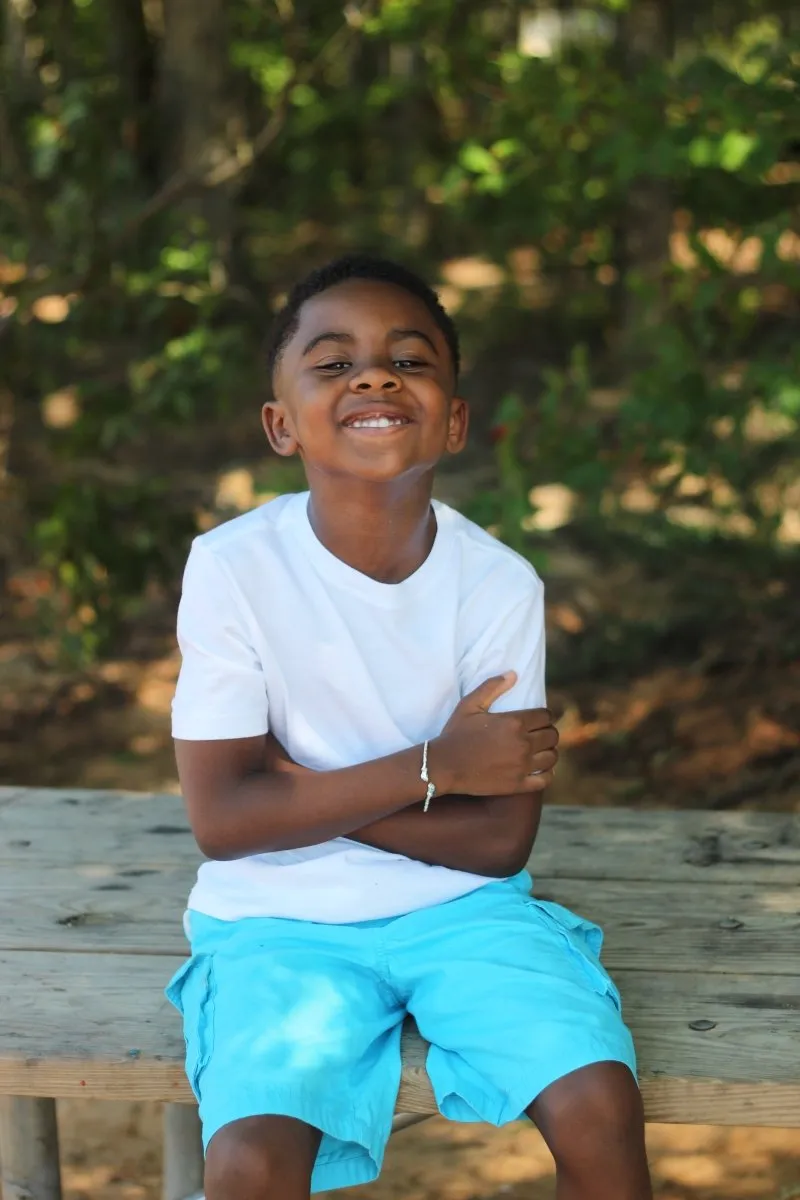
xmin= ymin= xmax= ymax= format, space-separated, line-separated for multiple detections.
xmin=433 ymin=672 xmax=558 ymax=796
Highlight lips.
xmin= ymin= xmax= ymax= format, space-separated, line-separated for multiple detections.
xmin=341 ymin=408 xmax=412 ymax=430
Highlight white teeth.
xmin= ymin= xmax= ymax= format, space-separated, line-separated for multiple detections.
xmin=348 ymin=416 xmax=405 ymax=428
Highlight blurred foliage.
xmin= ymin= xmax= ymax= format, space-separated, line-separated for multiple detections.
xmin=0 ymin=0 xmax=798 ymax=659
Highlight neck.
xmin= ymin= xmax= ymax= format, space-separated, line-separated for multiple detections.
xmin=306 ymin=473 xmax=437 ymax=584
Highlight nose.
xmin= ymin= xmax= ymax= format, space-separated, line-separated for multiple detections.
xmin=350 ymin=361 xmax=401 ymax=392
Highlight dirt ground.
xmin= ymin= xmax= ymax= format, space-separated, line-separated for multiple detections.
xmin=2 ymin=484 xmax=799 ymax=1199
xmin=58 ymin=1100 xmax=800 ymax=1200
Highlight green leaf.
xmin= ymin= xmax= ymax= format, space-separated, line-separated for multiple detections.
xmin=718 ymin=130 xmax=757 ymax=172
xmin=776 ymin=384 xmax=800 ymax=417
xmin=687 ymin=136 xmax=713 ymax=167
xmin=460 ymin=142 xmax=497 ymax=176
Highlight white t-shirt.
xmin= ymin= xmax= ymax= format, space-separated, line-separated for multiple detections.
xmin=172 ymin=492 xmax=546 ymax=923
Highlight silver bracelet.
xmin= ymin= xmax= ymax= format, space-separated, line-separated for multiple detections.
xmin=421 ymin=739 xmax=436 ymax=812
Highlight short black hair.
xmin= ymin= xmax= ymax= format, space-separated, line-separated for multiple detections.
xmin=266 ymin=253 xmax=460 ymax=382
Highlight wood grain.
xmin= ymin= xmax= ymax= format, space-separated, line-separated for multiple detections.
xmin=0 ymin=788 xmax=798 ymax=1128
xmin=2 ymin=951 xmax=800 ymax=1124
xmin=0 ymin=868 xmax=796 ymax=977
xmin=1 ymin=790 xmax=798 ymax=883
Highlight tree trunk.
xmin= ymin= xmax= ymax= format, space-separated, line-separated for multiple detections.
xmin=618 ymin=0 xmax=673 ymax=366
xmin=3 ymin=0 xmax=32 ymax=93
xmin=158 ymin=0 xmax=245 ymax=251
xmin=110 ymin=0 xmax=157 ymax=184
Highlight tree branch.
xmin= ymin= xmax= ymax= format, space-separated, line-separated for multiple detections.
xmin=115 ymin=17 xmax=357 ymax=242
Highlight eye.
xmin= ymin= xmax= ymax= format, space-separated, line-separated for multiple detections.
xmin=394 ymin=358 xmax=426 ymax=371
xmin=315 ymin=360 xmax=350 ymax=373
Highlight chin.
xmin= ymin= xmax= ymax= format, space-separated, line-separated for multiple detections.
xmin=350 ymin=464 xmax=415 ymax=485
xmin=339 ymin=450 xmax=429 ymax=484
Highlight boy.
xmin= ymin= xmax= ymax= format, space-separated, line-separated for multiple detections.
xmin=168 ymin=255 xmax=651 ymax=1200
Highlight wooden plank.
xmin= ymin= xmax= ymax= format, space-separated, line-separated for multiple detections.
xmin=163 ymin=1104 xmax=204 ymax=1200
xmin=1 ymin=952 xmax=799 ymax=1125
xmin=0 ymin=789 xmax=195 ymax=867
xmin=0 ymin=789 xmax=25 ymax=810
xmin=0 ymin=864 xmax=192 ymax=955
xmin=1 ymin=790 xmax=798 ymax=885
xmin=0 ymin=1096 xmax=62 ymax=1200
xmin=0 ymin=869 xmax=797 ymax=977
xmin=397 ymin=1027 xmax=800 ymax=1128
xmin=532 ymin=805 xmax=800 ymax=885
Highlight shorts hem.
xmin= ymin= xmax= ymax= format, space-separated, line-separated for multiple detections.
xmin=500 ymin=1042 xmax=639 ymax=1124
xmin=434 ymin=1036 xmax=638 ymax=1127
xmin=311 ymin=1148 xmax=381 ymax=1193
xmin=199 ymin=1085 xmax=391 ymax=1193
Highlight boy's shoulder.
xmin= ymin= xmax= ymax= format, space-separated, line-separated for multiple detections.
xmin=191 ymin=493 xmax=541 ymax=609
xmin=192 ymin=492 xmax=303 ymax=560
xmin=434 ymin=501 xmax=543 ymax=604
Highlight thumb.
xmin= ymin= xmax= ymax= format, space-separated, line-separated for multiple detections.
xmin=462 ymin=671 xmax=517 ymax=713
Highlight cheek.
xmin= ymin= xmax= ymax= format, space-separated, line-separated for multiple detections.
xmin=289 ymin=390 xmax=335 ymax=435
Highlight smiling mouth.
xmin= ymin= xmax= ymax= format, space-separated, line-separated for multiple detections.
xmin=342 ymin=414 xmax=412 ymax=429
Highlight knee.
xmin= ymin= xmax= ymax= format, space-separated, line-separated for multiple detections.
xmin=204 ymin=1118 xmax=307 ymax=1200
xmin=531 ymin=1061 xmax=644 ymax=1165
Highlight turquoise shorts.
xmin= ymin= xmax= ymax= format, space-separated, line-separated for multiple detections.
xmin=166 ymin=872 xmax=636 ymax=1193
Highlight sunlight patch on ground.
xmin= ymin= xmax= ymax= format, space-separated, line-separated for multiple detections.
xmin=619 ymin=480 xmax=659 ymax=513
xmin=524 ymin=484 xmax=576 ymax=531
xmin=32 ymin=294 xmax=72 ymax=323
xmin=441 ymin=257 xmax=506 ymax=290
xmin=42 ymin=387 xmax=81 ymax=428
xmin=215 ymin=467 xmax=255 ymax=511
xmin=136 ymin=655 xmax=180 ymax=716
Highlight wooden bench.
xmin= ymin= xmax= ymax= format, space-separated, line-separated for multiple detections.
xmin=1 ymin=787 xmax=799 ymax=1200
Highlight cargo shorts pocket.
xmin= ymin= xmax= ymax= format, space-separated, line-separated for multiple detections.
xmin=165 ymin=954 xmax=216 ymax=1101
xmin=526 ymin=897 xmax=622 ymax=1013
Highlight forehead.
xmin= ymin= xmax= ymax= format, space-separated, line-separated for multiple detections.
xmin=291 ymin=279 xmax=443 ymax=348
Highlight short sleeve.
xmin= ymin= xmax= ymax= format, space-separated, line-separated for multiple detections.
xmin=171 ymin=540 xmax=269 ymax=740
xmin=458 ymin=575 xmax=546 ymax=712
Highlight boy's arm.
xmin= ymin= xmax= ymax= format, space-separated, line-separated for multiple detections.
xmin=177 ymin=678 xmax=554 ymax=861
xmin=262 ymin=735 xmax=550 ymax=877
xmin=347 ymin=569 xmax=554 ymax=876
xmin=173 ymin=539 xmax=553 ymax=865
xmin=245 ymin=571 xmax=555 ymax=876
xmin=350 ymin=793 xmax=544 ymax=876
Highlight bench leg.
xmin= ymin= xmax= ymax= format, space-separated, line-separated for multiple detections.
xmin=0 ymin=1097 xmax=62 ymax=1200
xmin=163 ymin=1103 xmax=204 ymax=1200
xmin=391 ymin=1112 xmax=432 ymax=1133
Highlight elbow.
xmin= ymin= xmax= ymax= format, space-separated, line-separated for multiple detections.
xmin=193 ymin=823 xmax=270 ymax=861
xmin=483 ymin=848 xmax=532 ymax=879
xmin=192 ymin=813 xmax=292 ymax=860
xmin=479 ymin=833 xmax=533 ymax=879
xmin=193 ymin=827 xmax=233 ymax=860
xmin=479 ymin=812 xmax=538 ymax=878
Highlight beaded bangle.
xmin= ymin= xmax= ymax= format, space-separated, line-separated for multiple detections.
xmin=421 ymin=740 xmax=436 ymax=812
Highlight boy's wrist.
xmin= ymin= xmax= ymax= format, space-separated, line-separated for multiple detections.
xmin=425 ymin=735 xmax=458 ymax=797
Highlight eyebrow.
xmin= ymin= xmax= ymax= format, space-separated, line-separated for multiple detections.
xmin=390 ymin=328 xmax=438 ymax=354
xmin=301 ymin=327 xmax=439 ymax=357
xmin=301 ymin=331 xmax=353 ymax=357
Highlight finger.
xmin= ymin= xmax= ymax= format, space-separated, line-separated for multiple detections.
xmin=528 ymin=727 xmax=559 ymax=753
xmin=529 ymin=748 xmax=558 ymax=775
xmin=516 ymin=706 xmax=553 ymax=732
xmin=463 ymin=671 xmax=517 ymax=713
xmin=523 ymin=767 xmax=555 ymax=791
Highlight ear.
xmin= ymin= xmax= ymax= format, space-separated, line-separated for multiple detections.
xmin=445 ymin=396 xmax=469 ymax=455
xmin=262 ymin=402 xmax=299 ymax=457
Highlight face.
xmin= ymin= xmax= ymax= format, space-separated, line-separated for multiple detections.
xmin=263 ymin=279 xmax=468 ymax=485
